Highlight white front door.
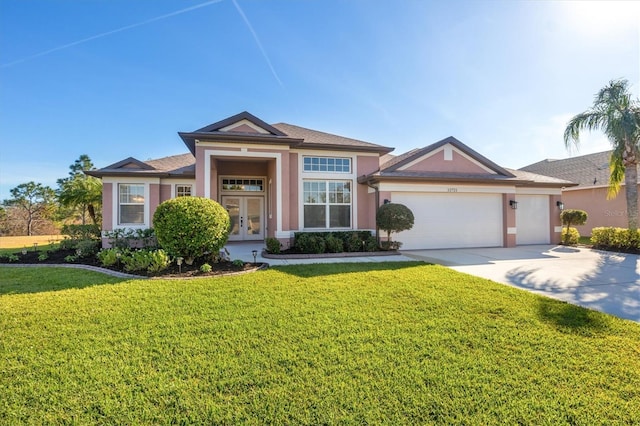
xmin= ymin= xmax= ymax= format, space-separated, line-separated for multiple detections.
xmin=222 ymin=196 xmax=264 ymax=241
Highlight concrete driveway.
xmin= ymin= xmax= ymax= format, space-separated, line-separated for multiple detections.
xmin=403 ymin=245 xmax=640 ymax=322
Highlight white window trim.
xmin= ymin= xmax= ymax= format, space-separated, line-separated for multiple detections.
xmin=114 ymin=182 xmax=149 ymax=229
xmin=298 ymin=152 xmax=358 ymax=231
xmin=165 ymin=179 xmax=196 ymax=198
xmin=302 ymin=179 xmax=353 ymax=230
xmin=302 ymin=155 xmax=352 ymax=173
xmin=219 ymin=176 xmax=267 ymax=193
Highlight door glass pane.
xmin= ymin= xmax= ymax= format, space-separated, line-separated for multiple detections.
xmin=224 ymin=198 xmax=240 ymax=236
xmin=246 ymin=198 xmax=262 ymax=235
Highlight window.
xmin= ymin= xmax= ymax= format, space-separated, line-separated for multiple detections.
xmin=303 ymin=156 xmax=351 ymax=173
xmin=176 ymin=184 xmax=192 ymax=197
xmin=303 ymin=180 xmax=351 ymax=228
xmin=222 ymin=178 xmax=264 ymax=192
xmin=119 ymin=184 xmax=145 ymax=224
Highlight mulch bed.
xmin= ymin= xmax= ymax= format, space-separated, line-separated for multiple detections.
xmin=0 ymin=248 xmax=266 ymax=278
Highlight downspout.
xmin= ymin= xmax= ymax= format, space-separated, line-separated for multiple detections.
xmin=364 ymin=177 xmax=381 ymax=247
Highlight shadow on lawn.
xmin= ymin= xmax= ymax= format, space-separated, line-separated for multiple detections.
xmin=271 ymin=260 xmax=429 ymax=278
xmin=0 ymin=266 xmax=127 ymax=296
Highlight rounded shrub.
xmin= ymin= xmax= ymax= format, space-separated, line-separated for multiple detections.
xmin=376 ymin=203 xmax=414 ymax=247
xmin=561 ymin=227 xmax=580 ymax=246
xmin=153 ymin=197 xmax=230 ymax=262
xmin=560 ymin=209 xmax=587 ymax=245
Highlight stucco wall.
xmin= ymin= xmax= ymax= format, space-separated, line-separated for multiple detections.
xmin=404 ymin=149 xmax=490 ymax=174
xmin=562 ymin=184 xmax=640 ymax=235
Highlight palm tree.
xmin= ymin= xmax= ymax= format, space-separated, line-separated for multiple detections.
xmin=564 ymin=79 xmax=640 ymax=230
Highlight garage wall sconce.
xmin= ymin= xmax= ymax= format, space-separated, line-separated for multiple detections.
xmin=509 ymin=200 xmax=518 ymax=209
xmin=383 ymin=199 xmax=391 ymax=204
xmin=556 ymin=201 xmax=565 ymax=210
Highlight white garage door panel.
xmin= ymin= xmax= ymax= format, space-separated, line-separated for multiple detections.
xmin=393 ymin=192 xmax=503 ymax=250
xmin=516 ymin=195 xmax=550 ymax=245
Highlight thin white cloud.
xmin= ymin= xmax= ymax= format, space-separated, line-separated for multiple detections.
xmin=231 ymin=0 xmax=283 ymax=87
xmin=0 ymin=0 xmax=224 ymax=68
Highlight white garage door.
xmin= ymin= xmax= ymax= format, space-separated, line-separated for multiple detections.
xmin=516 ymin=195 xmax=550 ymax=245
xmin=392 ymin=192 xmax=503 ymax=250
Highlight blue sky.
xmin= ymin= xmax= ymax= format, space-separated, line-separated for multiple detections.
xmin=1 ymin=0 xmax=638 ymax=201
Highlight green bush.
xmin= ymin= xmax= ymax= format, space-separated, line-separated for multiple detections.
xmin=591 ymin=227 xmax=640 ymax=251
xmin=561 ymin=227 xmax=580 ymax=246
xmin=104 ymin=228 xmax=157 ymax=250
xmin=200 ymin=263 xmax=212 ymax=273
xmin=294 ymin=233 xmax=326 ymax=254
xmin=120 ymin=250 xmax=151 ymax=272
xmin=147 ymin=250 xmax=171 ymax=274
xmin=153 ymin=197 xmax=230 ymax=263
xmin=97 ymin=248 xmax=122 ymax=267
xmin=265 ymin=237 xmax=281 ymax=254
xmin=325 ymin=235 xmax=344 ymax=253
xmin=560 ymin=209 xmax=587 ymax=245
xmin=376 ymin=203 xmax=414 ymax=247
xmin=232 ymin=259 xmax=244 ymax=267
xmin=75 ymin=239 xmax=100 ymax=258
xmin=119 ymin=249 xmax=169 ymax=274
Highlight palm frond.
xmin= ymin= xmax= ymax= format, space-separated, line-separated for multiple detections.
xmin=607 ymin=154 xmax=625 ymax=199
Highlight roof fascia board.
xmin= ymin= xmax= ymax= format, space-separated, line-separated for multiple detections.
xmin=195 ymin=111 xmax=286 ymax=136
xmin=296 ymin=142 xmax=393 ymax=154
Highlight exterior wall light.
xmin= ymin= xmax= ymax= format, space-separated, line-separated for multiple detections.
xmin=383 ymin=199 xmax=390 ymax=204
xmin=509 ymin=200 xmax=518 ymax=209
xmin=556 ymin=201 xmax=565 ymax=210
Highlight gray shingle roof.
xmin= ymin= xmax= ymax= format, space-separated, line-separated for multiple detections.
xmin=519 ymin=150 xmax=628 ymax=187
xmin=272 ymin=123 xmax=394 ymax=153
xmin=87 ymin=153 xmax=195 ymax=178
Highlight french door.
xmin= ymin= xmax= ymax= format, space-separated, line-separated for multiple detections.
xmin=222 ymin=196 xmax=264 ymax=241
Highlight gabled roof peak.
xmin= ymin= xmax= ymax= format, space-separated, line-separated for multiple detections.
xmin=194 ymin=111 xmax=286 ymax=136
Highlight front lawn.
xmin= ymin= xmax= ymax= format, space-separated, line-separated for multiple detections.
xmin=1 ymin=263 xmax=639 ymax=424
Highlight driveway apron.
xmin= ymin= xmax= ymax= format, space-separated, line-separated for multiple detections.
xmin=402 ymin=245 xmax=640 ymax=322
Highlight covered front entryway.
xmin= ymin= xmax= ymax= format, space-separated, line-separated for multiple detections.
xmin=222 ymin=196 xmax=264 ymax=241
xmin=392 ymin=192 xmax=503 ymax=250
xmin=516 ymin=195 xmax=550 ymax=245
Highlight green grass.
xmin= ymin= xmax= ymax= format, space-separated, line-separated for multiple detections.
xmin=1 ymin=263 xmax=639 ymax=424
xmin=578 ymin=236 xmax=592 ymax=245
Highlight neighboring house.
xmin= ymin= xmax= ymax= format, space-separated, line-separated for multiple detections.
xmin=520 ymin=151 xmax=640 ymax=235
xmin=88 ymin=111 xmax=571 ymax=250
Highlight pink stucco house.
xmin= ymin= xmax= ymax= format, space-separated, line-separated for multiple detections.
xmin=521 ymin=150 xmax=640 ymax=236
xmin=88 ymin=111 xmax=571 ymax=250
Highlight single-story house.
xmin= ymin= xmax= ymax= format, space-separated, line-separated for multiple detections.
xmin=520 ymin=151 xmax=640 ymax=235
xmin=87 ymin=111 xmax=572 ymax=250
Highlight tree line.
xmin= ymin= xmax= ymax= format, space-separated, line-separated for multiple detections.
xmin=1 ymin=155 xmax=102 ymax=236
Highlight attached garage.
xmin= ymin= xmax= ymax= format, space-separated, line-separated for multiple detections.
xmin=392 ymin=192 xmax=503 ymax=250
xmin=515 ymin=194 xmax=550 ymax=245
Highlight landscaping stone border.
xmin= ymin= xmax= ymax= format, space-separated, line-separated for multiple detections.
xmin=0 ymin=262 xmax=270 ymax=280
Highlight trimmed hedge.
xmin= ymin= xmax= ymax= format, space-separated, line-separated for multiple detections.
xmin=292 ymin=231 xmax=378 ymax=254
xmin=590 ymin=227 xmax=640 ymax=252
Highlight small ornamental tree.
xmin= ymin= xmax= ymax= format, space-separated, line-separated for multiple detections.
xmin=153 ymin=197 xmax=230 ymax=263
xmin=560 ymin=209 xmax=588 ymax=245
xmin=376 ymin=203 xmax=414 ymax=249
